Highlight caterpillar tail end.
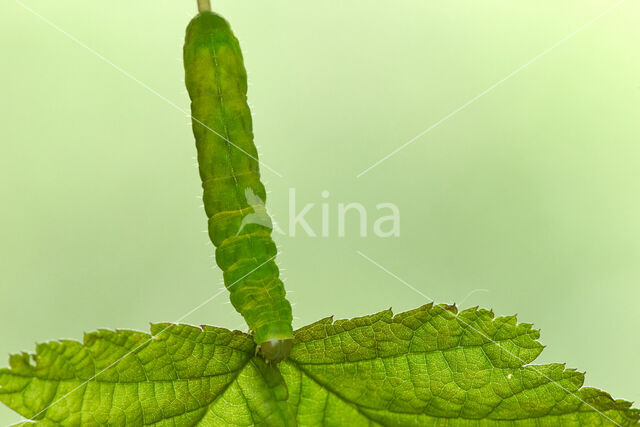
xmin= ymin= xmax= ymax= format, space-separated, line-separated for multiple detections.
xmin=258 ymin=339 xmax=293 ymax=364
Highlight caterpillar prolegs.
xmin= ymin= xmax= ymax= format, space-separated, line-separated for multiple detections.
xmin=184 ymin=12 xmax=293 ymax=362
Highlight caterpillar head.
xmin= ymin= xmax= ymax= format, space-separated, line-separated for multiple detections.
xmin=258 ymin=339 xmax=293 ymax=363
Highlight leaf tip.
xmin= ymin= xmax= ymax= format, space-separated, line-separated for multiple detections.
xmin=442 ymin=303 xmax=458 ymax=315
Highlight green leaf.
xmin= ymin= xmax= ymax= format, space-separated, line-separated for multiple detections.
xmin=1 ymin=304 xmax=638 ymax=426
xmin=0 ymin=324 xmax=293 ymax=426
xmin=280 ymin=304 xmax=639 ymax=426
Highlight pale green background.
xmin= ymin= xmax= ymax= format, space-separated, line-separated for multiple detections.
xmin=1 ymin=0 xmax=639 ymax=424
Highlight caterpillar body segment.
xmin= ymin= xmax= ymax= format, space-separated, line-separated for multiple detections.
xmin=184 ymin=12 xmax=293 ymax=361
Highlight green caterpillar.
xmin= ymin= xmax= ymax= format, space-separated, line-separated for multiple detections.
xmin=184 ymin=11 xmax=293 ymax=362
